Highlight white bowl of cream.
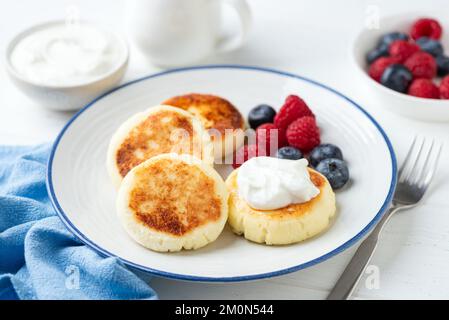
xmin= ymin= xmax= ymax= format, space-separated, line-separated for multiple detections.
xmin=237 ymin=156 xmax=320 ymax=210
xmin=5 ymin=21 xmax=129 ymax=111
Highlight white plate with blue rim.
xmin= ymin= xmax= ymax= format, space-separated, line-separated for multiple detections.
xmin=47 ymin=65 xmax=397 ymax=282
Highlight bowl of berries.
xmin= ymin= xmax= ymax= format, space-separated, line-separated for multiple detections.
xmin=353 ymin=13 xmax=449 ymax=121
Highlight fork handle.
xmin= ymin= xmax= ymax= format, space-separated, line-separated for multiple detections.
xmin=327 ymin=206 xmax=401 ymax=300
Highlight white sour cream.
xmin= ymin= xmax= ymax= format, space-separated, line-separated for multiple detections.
xmin=10 ymin=23 xmax=126 ymax=86
xmin=237 ymin=157 xmax=320 ymax=210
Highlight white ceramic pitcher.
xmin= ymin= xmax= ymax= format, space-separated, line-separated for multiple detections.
xmin=126 ymin=0 xmax=252 ymax=66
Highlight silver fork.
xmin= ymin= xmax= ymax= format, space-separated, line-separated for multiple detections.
xmin=327 ymin=136 xmax=443 ymax=300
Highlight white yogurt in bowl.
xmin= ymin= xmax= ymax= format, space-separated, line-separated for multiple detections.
xmin=5 ymin=21 xmax=128 ymax=111
xmin=10 ymin=23 xmax=126 ymax=86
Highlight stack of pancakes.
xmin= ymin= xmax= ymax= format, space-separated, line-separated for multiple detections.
xmin=107 ymin=93 xmax=336 ymax=252
xmin=108 ymin=94 xmax=244 ymax=252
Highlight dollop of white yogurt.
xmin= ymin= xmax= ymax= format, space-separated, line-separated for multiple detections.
xmin=10 ymin=23 xmax=126 ymax=86
xmin=237 ymin=157 xmax=320 ymax=210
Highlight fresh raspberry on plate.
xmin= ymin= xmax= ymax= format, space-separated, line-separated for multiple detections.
xmin=410 ymin=18 xmax=443 ymax=40
xmin=286 ymin=116 xmax=320 ymax=152
xmin=389 ymin=40 xmax=420 ymax=62
xmin=404 ymin=52 xmax=437 ymax=79
xmin=407 ymin=78 xmax=440 ymax=99
xmin=440 ymin=76 xmax=449 ymax=99
xmin=233 ymin=144 xmax=265 ymax=169
xmin=256 ymin=123 xmax=286 ymax=155
xmin=274 ymin=95 xmax=314 ymax=131
xmin=368 ymin=56 xmax=401 ymax=82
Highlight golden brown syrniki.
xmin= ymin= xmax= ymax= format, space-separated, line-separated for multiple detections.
xmin=163 ymin=94 xmax=245 ymax=159
xmin=107 ymin=105 xmax=213 ymax=187
xmin=225 ymin=168 xmax=336 ymax=245
xmin=116 ymin=153 xmax=228 ymax=252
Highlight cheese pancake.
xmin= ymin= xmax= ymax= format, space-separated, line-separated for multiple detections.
xmin=107 ymin=105 xmax=214 ymax=187
xmin=163 ymin=94 xmax=245 ymax=160
xmin=116 ymin=153 xmax=228 ymax=252
xmin=225 ymin=168 xmax=336 ymax=245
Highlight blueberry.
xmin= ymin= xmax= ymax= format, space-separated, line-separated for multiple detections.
xmin=315 ymin=158 xmax=349 ymax=190
xmin=366 ymin=42 xmax=390 ymax=65
xmin=380 ymin=64 xmax=413 ymax=93
xmin=436 ymin=55 xmax=449 ymax=76
xmin=378 ymin=32 xmax=409 ymax=47
xmin=248 ymin=104 xmax=276 ymax=129
xmin=309 ymin=144 xmax=343 ymax=167
xmin=276 ymin=146 xmax=303 ymax=160
xmin=416 ymin=37 xmax=443 ymax=57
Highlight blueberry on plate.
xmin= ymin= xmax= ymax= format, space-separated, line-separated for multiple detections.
xmin=378 ymin=32 xmax=409 ymax=47
xmin=380 ymin=64 xmax=413 ymax=93
xmin=436 ymin=55 xmax=449 ymax=76
xmin=309 ymin=143 xmax=343 ymax=167
xmin=416 ymin=37 xmax=444 ymax=57
xmin=276 ymin=146 xmax=303 ymax=160
xmin=248 ymin=104 xmax=276 ymax=129
xmin=366 ymin=42 xmax=389 ymax=65
xmin=315 ymin=158 xmax=349 ymax=190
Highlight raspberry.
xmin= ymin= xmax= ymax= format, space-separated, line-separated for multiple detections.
xmin=368 ymin=56 xmax=401 ymax=82
xmin=286 ymin=116 xmax=320 ymax=152
xmin=404 ymin=52 xmax=437 ymax=79
xmin=256 ymin=123 xmax=286 ymax=155
xmin=232 ymin=144 xmax=265 ymax=169
xmin=407 ymin=79 xmax=440 ymax=99
xmin=274 ymin=95 xmax=314 ymax=131
xmin=410 ymin=18 xmax=443 ymax=40
xmin=440 ymin=76 xmax=449 ymax=99
xmin=389 ymin=40 xmax=420 ymax=62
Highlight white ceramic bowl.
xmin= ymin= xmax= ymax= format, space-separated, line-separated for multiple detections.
xmin=4 ymin=21 xmax=129 ymax=111
xmin=352 ymin=12 xmax=449 ymax=122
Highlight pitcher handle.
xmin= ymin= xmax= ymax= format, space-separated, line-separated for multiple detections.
xmin=216 ymin=0 xmax=252 ymax=53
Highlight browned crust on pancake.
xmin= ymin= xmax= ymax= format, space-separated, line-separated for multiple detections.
xmin=163 ymin=94 xmax=244 ymax=135
xmin=128 ymin=158 xmax=222 ymax=236
xmin=116 ymin=110 xmax=195 ymax=178
xmin=309 ymin=169 xmax=324 ymax=188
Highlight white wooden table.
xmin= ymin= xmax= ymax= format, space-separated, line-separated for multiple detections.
xmin=1 ymin=0 xmax=449 ymax=299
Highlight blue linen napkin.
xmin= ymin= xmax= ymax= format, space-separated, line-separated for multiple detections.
xmin=0 ymin=144 xmax=158 ymax=300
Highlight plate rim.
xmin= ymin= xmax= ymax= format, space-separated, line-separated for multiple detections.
xmin=46 ymin=64 xmax=397 ymax=282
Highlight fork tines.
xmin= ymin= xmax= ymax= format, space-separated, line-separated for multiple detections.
xmin=399 ymin=136 xmax=443 ymax=188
